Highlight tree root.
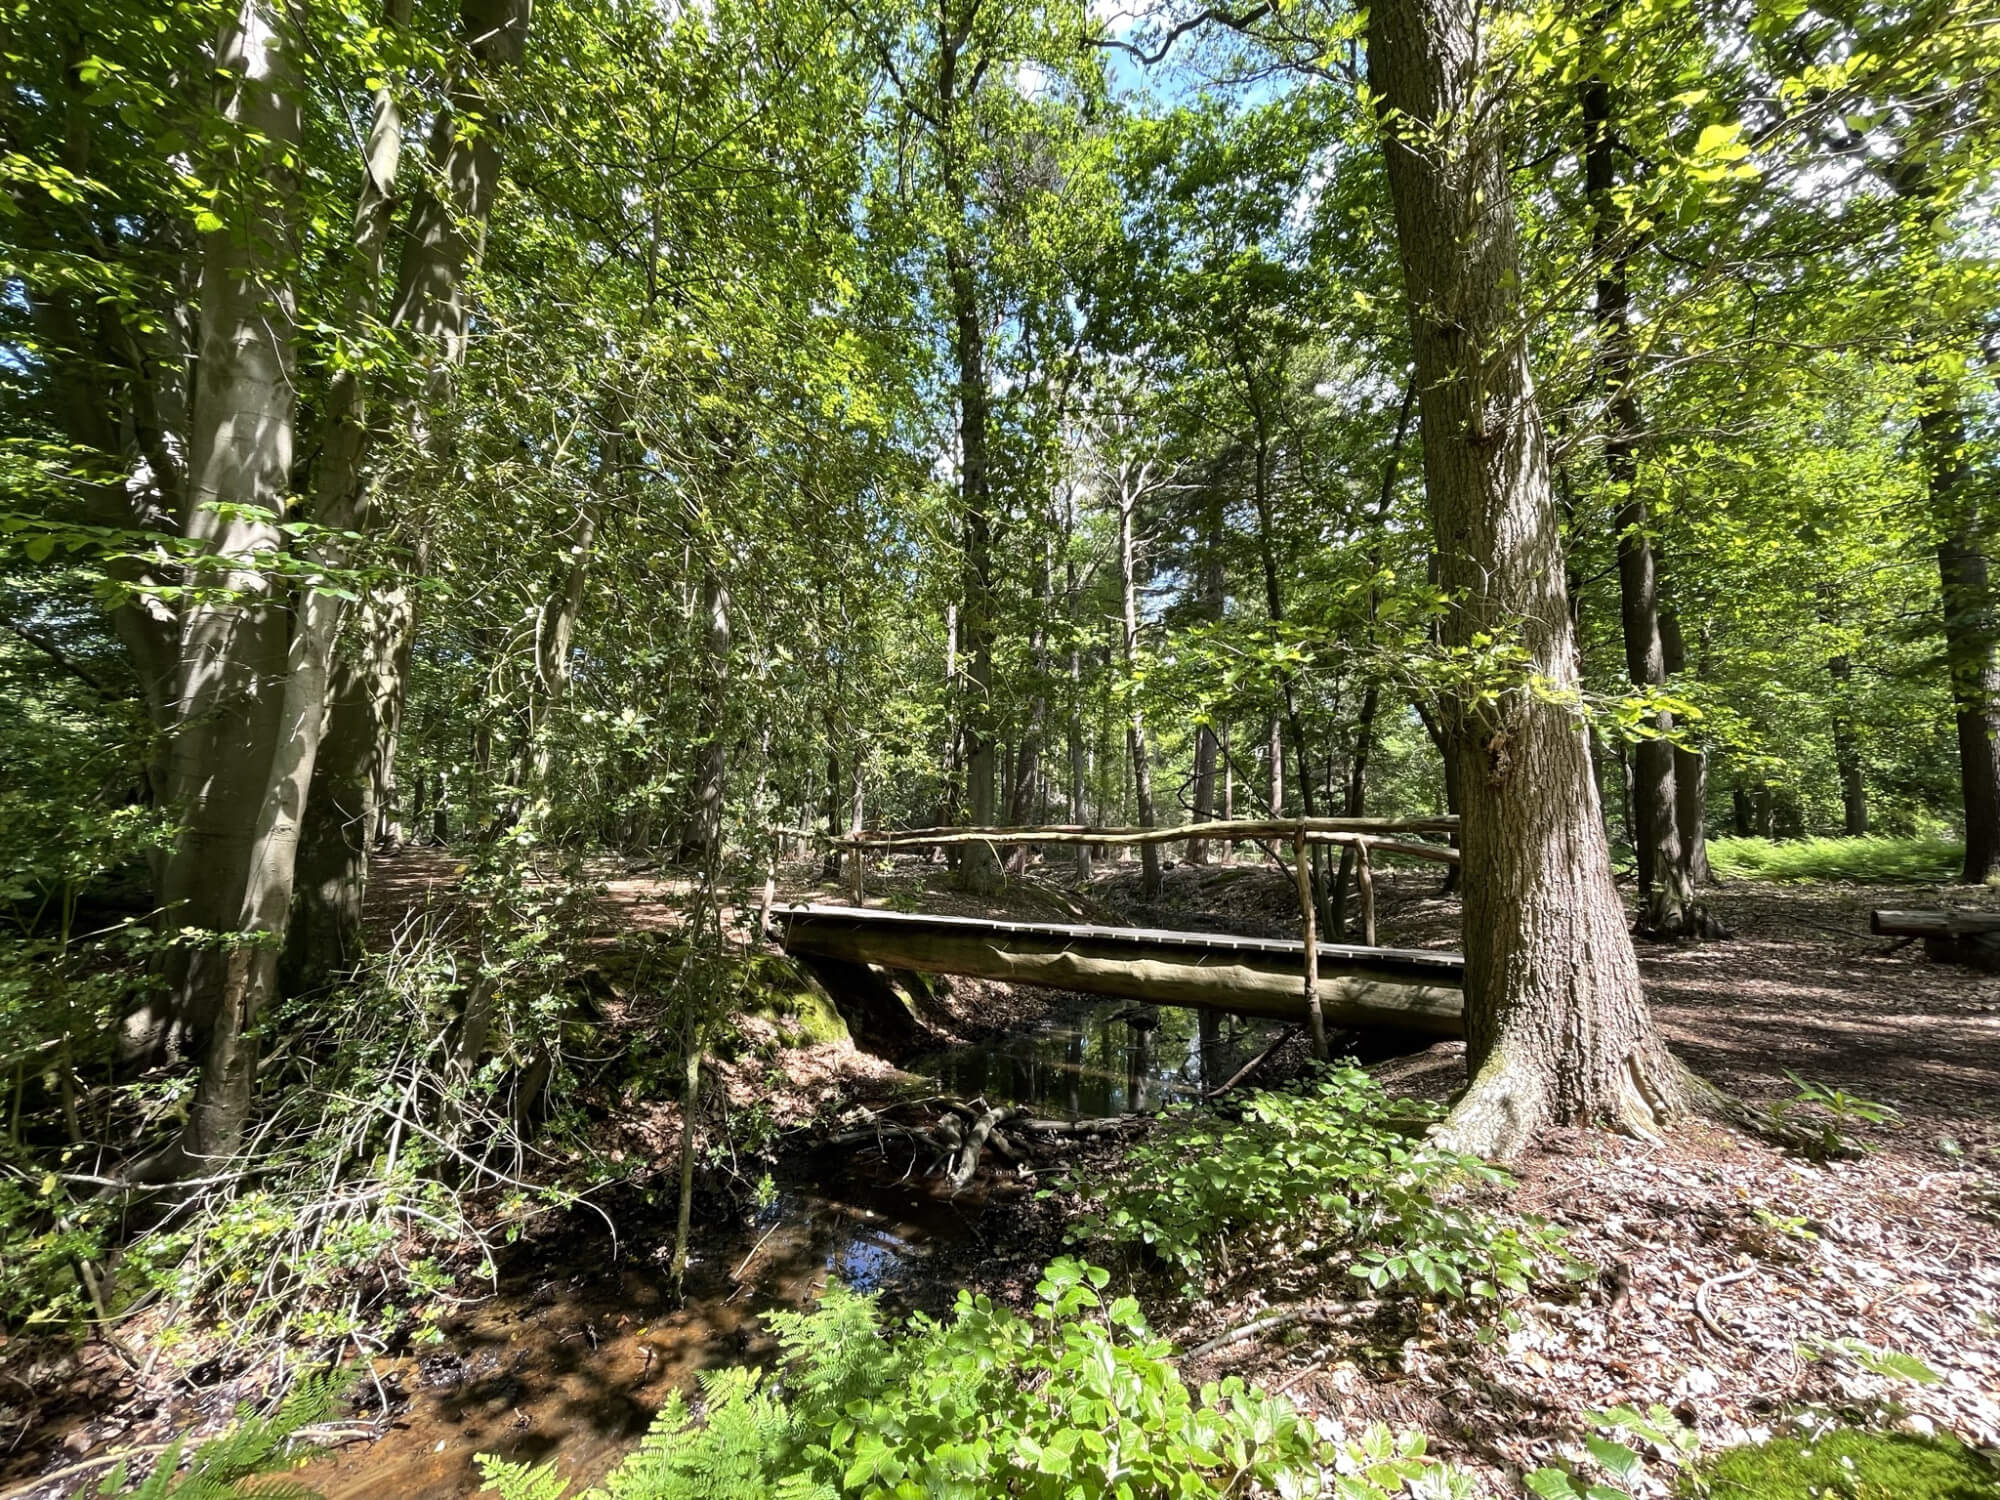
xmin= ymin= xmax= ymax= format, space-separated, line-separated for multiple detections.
xmin=822 ymin=1097 xmax=1150 ymax=1187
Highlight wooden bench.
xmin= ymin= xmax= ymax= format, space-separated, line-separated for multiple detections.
xmin=1870 ymin=910 xmax=2000 ymax=972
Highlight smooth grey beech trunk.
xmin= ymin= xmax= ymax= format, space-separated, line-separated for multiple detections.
xmin=282 ymin=5 xmax=414 ymax=991
xmin=1369 ymin=0 xmax=1686 ymax=1157
xmin=150 ymin=0 xmax=311 ymax=1174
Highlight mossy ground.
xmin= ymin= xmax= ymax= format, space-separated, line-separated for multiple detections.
xmin=1680 ymin=1429 xmax=2000 ymax=1500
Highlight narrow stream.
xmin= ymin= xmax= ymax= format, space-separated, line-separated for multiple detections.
xmin=294 ymin=996 xmax=1286 ymax=1497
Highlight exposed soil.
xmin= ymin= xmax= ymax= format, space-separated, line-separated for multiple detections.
xmin=3 ymin=852 xmax=1995 ymax=1497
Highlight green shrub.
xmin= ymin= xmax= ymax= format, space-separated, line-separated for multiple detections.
xmin=476 ymin=1258 xmax=1474 ymax=1500
xmin=1707 ymin=836 xmax=1964 ymax=885
xmin=1680 ymin=1429 xmax=2000 ymax=1500
xmin=1064 ymin=1064 xmax=1575 ymax=1301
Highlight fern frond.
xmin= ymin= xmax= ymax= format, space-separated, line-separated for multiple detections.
xmin=473 ymin=1454 xmax=574 ymax=1500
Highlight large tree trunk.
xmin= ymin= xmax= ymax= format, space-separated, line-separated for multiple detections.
xmin=149 ymin=0 xmax=312 ymax=1174
xmin=1370 ymin=0 xmax=1688 ymax=1158
xmin=1921 ymin=401 xmax=2000 ymax=882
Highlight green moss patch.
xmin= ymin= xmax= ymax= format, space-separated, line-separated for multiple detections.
xmin=1680 ymin=1429 xmax=2000 ymax=1500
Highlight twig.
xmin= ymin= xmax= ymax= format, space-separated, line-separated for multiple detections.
xmin=1186 ymin=1300 xmax=1381 ymax=1360
xmin=1204 ymin=1026 xmax=1300 ymax=1098
xmin=1694 ymin=1267 xmax=1755 ymax=1342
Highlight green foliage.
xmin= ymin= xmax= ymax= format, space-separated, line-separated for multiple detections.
xmin=1706 ymin=837 xmax=1965 ymax=885
xmin=1678 ymin=1429 xmax=2000 ymax=1500
xmin=1767 ymin=1072 xmax=1904 ymax=1162
xmin=477 ymin=1260 xmax=1474 ymax=1499
xmin=1528 ymin=1406 xmax=1702 ymax=1500
xmin=97 ymin=1365 xmax=354 ymax=1498
xmin=1064 ymin=1065 xmax=1575 ymax=1301
xmin=1799 ymin=1337 xmax=1942 ymax=1386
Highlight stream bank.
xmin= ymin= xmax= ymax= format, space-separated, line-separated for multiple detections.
xmin=288 ymin=988 xmax=1310 ymax=1497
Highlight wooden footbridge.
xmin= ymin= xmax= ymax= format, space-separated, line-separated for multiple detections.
xmin=758 ymin=815 xmax=1467 ymax=1053
xmin=773 ymin=905 xmax=1465 ymax=1037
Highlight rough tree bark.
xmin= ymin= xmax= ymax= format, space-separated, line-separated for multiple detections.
xmin=1370 ymin=0 xmax=1690 ymax=1157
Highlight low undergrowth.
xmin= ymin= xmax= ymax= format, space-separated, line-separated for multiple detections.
xmin=1706 ymin=836 xmax=1966 ymax=885
xmin=476 ymin=1258 xmax=1473 ymax=1500
xmin=2 ymin=850 xmax=756 ymax=1357
xmin=1062 ymin=1063 xmax=1577 ymax=1303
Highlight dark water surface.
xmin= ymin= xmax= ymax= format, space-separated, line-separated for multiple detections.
xmin=911 ymin=995 xmax=1289 ymax=1116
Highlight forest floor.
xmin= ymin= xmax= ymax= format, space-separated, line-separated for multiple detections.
xmin=4 ymin=852 xmax=1996 ymax=1497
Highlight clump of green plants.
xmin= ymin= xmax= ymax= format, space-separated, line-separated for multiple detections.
xmin=1063 ymin=1063 xmax=1576 ymax=1301
xmin=476 ymin=1258 xmax=1473 ymax=1500
xmin=1766 ymin=1071 xmax=1902 ymax=1161
xmin=1707 ymin=836 xmax=1964 ymax=885
xmin=1677 ymin=1429 xmax=1999 ymax=1500
xmin=1528 ymin=1405 xmax=1703 ymax=1499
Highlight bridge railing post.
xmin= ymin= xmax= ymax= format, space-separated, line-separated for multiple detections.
xmin=1293 ymin=826 xmax=1328 ymax=1060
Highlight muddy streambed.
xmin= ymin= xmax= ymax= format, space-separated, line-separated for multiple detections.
xmin=289 ymin=996 xmax=1290 ymax=1497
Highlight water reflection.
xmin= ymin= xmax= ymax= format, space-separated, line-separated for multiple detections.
xmin=910 ymin=997 xmax=1285 ymax=1116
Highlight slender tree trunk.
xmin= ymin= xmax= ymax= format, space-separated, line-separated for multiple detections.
xmin=1583 ymin=61 xmax=1712 ymax=939
xmin=1829 ymin=654 xmax=1869 ymax=836
xmin=938 ymin=23 xmax=1002 ymax=895
xmin=1658 ymin=606 xmax=1714 ymax=886
xmin=684 ymin=565 xmax=732 ymax=864
xmin=1371 ymin=0 xmax=1688 ymax=1156
xmin=1329 ymin=683 xmax=1380 ymax=936
xmin=271 ymin=1 xmax=410 ymax=997
xmin=1066 ymin=533 xmax=1091 ymax=883
xmin=1119 ymin=474 xmax=1161 ymax=898
xmin=292 ymin=0 xmax=530 ymax=955
xmin=1267 ymin=715 xmax=1284 ymax=818
xmin=1186 ymin=492 xmax=1225 ymax=863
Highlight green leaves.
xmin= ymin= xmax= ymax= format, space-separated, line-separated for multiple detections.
xmin=1064 ymin=1064 xmax=1573 ymax=1304
xmin=478 ymin=1266 xmax=1467 ymax=1500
